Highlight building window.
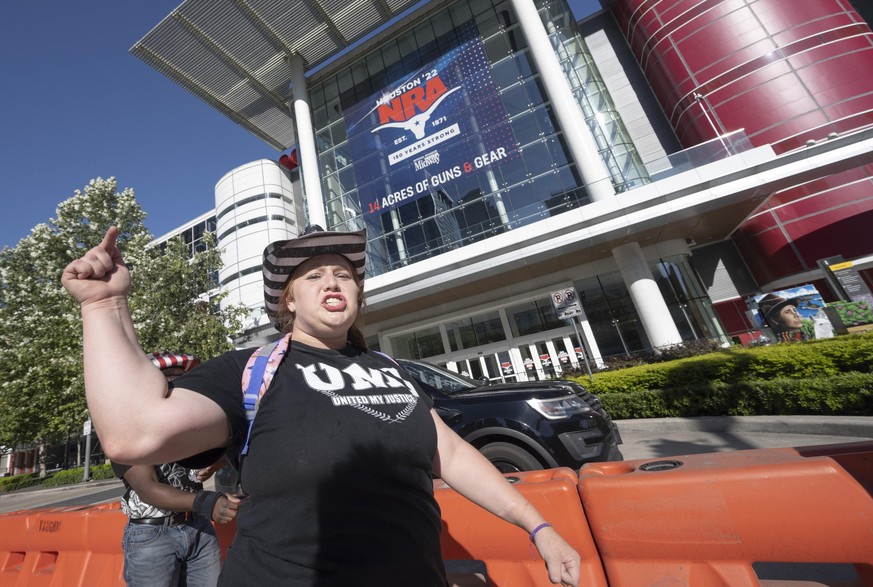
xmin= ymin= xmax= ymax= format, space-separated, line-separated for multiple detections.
xmin=391 ymin=325 xmax=445 ymax=360
xmin=445 ymin=310 xmax=506 ymax=352
xmin=651 ymin=256 xmax=727 ymax=343
xmin=506 ymin=298 xmax=565 ymax=337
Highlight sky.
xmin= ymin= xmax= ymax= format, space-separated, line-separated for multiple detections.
xmin=0 ymin=0 xmax=603 ymax=249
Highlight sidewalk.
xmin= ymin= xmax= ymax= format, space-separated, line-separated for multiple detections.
xmin=614 ymin=415 xmax=873 ymax=436
xmin=614 ymin=415 xmax=873 ymax=461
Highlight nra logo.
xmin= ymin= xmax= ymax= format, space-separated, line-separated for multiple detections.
xmin=373 ymin=75 xmax=460 ymax=140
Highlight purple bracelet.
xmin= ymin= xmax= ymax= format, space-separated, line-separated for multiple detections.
xmin=529 ymin=522 xmax=552 ymax=560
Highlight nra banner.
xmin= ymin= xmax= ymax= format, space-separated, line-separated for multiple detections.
xmin=343 ymin=22 xmax=518 ymax=218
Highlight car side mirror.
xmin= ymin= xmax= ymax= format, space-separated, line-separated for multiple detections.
xmin=478 ymin=376 xmax=490 ymax=386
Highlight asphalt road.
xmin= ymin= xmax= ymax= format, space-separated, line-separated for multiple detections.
xmin=0 ymin=472 xmax=218 ymax=514
xmin=0 ymin=478 xmax=124 ymax=514
xmin=2 ymin=415 xmax=871 ymax=514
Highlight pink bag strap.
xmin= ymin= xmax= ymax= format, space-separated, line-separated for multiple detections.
xmin=240 ymin=333 xmax=291 ymax=457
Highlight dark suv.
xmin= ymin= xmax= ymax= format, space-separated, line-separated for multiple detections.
xmin=396 ymin=359 xmax=623 ymax=473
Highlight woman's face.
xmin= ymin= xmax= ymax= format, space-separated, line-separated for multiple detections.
xmin=774 ymin=304 xmax=803 ymax=330
xmin=285 ymin=253 xmax=360 ymax=348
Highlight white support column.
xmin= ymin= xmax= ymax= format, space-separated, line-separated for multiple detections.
xmin=576 ymin=310 xmax=604 ymax=368
xmin=287 ymin=53 xmax=327 ymax=228
xmin=611 ymin=242 xmax=683 ymax=350
xmin=509 ymin=0 xmax=615 ymax=202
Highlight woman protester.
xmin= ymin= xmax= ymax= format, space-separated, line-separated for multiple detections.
xmin=62 ymin=225 xmax=581 ymax=586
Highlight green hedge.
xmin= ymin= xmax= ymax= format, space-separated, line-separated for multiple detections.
xmin=570 ymin=332 xmax=873 ymax=419
xmin=0 ymin=463 xmax=116 ymax=493
xmin=40 ymin=463 xmax=115 ymax=487
xmin=598 ymin=372 xmax=873 ymax=419
xmin=0 ymin=472 xmax=41 ymax=493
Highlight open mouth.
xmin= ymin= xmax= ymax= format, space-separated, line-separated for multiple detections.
xmin=323 ymin=295 xmax=346 ymax=310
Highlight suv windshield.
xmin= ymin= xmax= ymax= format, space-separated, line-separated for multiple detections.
xmin=398 ymin=360 xmax=478 ymax=394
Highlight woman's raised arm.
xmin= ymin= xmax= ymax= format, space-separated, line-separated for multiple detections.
xmin=62 ymin=227 xmax=228 ymax=464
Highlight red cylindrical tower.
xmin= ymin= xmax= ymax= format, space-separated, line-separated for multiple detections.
xmin=608 ymin=0 xmax=873 ymax=286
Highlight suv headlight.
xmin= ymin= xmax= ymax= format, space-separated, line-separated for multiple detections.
xmin=526 ymin=395 xmax=592 ymax=420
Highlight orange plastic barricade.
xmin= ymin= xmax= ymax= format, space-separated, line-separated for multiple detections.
xmin=578 ymin=440 xmax=873 ymax=587
xmin=214 ymin=515 xmax=237 ymax=560
xmin=0 ymin=503 xmax=126 ymax=587
xmin=435 ymin=467 xmax=608 ymax=587
xmin=0 ymin=507 xmax=31 ymax=585
xmin=79 ymin=502 xmax=126 ymax=586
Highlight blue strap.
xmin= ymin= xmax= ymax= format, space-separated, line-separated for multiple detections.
xmin=243 ymin=352 xmax=271 ymax=413
xmin=240 ymin=340 xmax=281 ymax=457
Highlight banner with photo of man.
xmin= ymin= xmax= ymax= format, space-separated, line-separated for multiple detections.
xmin=748 ymin=284 xmax=834 ymax=342
xmin=343 ymin=21 xmax=518 ymax=218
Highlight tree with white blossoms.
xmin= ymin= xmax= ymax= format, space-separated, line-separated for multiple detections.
xmin=0 ymin=177 xmax=246 ymax=477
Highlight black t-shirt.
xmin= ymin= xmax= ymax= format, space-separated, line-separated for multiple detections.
xmin=174 ymin=341 xmax=447 ymax=586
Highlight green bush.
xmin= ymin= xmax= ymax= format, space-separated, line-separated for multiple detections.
xmin=91 ymin=463 xmax=116 ymax=480
xmin=0 ymin=463 xmax=116 ymax=494
xmin=582 ymin=333 xmax=873 ymax=395
xmin=576 ymin=332 xmax=873 ymax=419
xmin=0 ymin=472 xmax=41 ymax=493
xmin=40 ymin=463 xmax=115 ymax=488
xmin=599 ymin=373 xmax=873 ymax=419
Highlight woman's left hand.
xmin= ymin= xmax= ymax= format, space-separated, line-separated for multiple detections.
xmin=533 ymin=526 xmax=581 ymax=587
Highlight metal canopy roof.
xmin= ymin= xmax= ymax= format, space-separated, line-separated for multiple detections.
xmin=131 ymin=0 xmax=422 ymax=151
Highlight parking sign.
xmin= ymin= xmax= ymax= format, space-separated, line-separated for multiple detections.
xmin=551 ymin=287 xmax=582 ymax=319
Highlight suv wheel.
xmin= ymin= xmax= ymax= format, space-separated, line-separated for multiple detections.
xmin=480 ymin=442 xmax=543 ymax=473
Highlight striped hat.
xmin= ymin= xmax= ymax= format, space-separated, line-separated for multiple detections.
xmin=262 ymin=225 xmax=367 ymax=330
xmin=148 ymin=352 xmax=200 ymax=372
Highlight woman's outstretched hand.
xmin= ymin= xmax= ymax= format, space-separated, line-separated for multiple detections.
xmin=61 ymin=227 xmax=130 ymax=306
xmin=535 ymin=526 xmax=581 ymax=586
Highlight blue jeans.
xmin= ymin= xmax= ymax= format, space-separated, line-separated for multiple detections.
xmin=122 ymin=515 xmax=221 ymax=587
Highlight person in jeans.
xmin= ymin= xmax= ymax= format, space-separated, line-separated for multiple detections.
xmin=112 ymin=352 xmax=240 ymax=587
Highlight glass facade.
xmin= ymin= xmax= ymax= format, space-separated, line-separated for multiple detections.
xmin=385 ymin=252 xmax=725 ymax=375
xmin=541 ymin=0 xmax=649 ymax=192
xmin=308 ymin=0 xmax=647 ymax=278
xmin=445 ymin=310 xmax=506 ymax=352
xmin=506 ymin=298 xmax=566 ymax=337
xmin=301 ymin=0 xmax=725 ymax=379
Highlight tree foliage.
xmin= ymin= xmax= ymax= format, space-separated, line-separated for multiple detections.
xmin=0 ymin=178 xmax=245 ymax=452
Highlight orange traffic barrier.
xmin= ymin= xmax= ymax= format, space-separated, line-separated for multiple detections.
xmin=214 ymin=514 xmax=237 ymax=560
xmin=0 ymin=507 xmax=32 ymax=585
xmin=578 ymin=440 xmax=873 ymax=587
xmin=0 ymin=502 xmax=126 ymax=587
xmin=1 ymin=469 xmax=603 ymax=587
xmin=12 ymin=442 xmax=870 ymax=586
xmin=80 ymin=502 xmax=126 ymax=586
xmin=435 ymin=467 xmax=608 ymax=587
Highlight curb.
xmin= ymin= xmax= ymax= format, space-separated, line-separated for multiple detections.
xmin=612 ymin=415 xmax=873 ymax=438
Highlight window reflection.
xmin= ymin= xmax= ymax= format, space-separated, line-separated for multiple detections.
xmin=445 ymin=311 xmax=506 ymax=352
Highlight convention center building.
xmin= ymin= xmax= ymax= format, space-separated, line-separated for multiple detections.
xmin=136 ymin=0 xmax=873 ymax=382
